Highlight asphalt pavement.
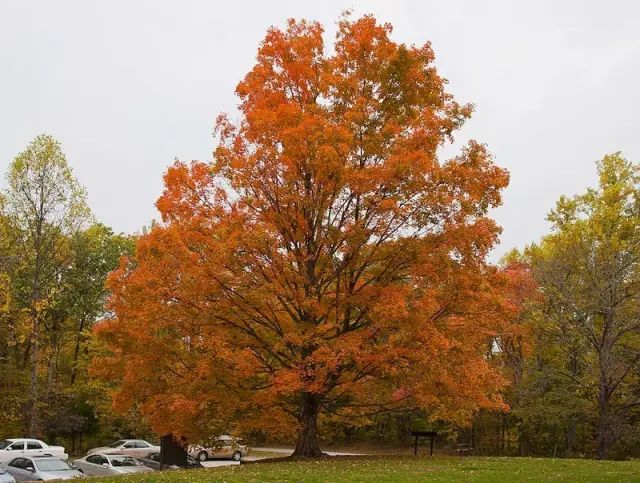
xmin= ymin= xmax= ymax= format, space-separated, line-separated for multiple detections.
xmin=200 ymin=447 xmax=366 ymax=468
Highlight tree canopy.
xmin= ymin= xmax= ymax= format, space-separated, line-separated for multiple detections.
xmin=525 ymin=153 xmax=640 ymax=459
xmin=0 ymin=135 xmax=134 ymax=446
xmin=94 ymin=15 xmax=526 ymax=456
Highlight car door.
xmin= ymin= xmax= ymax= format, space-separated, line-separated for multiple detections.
xmin=75 ymin=456 xmax=93 ymax=475
xmin=129 ymin=441 xmax=142 ymax=457
xmin=75 ymin=457 xmax=92 ymax=475
xmin=135 ymin=441 xmax=151 ymax=457
xmin=6 ymin=458 xmax=30 ymax=481
xmin=218 ymin=439 xmax=233 ymax=458
xmin=83 ymin=454 xmax=109 ymax=476
xmin=121 ymin=441 xmax=137 ymax=456
xmin=7 ymin=442 xmax=25 ymax=457
xmin=25 ymin=441 xmax=44 ymax=457
xmin=141 ymin=453 xmax=160 ymax=470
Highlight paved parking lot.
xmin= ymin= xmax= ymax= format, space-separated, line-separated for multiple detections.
xmin=200 ymin=447 xmax=366 ymax=467
xmin=201 ymin=459 xmax=241 ymax=468
xmin=247 ymin=447 xmax=366 ymax=457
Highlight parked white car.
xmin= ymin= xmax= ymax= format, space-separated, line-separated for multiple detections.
xmin=0 ymin=439 xmax=68 ymax=464
xmin=87 ymin=439 xmax=160 ymax=458
xmin=73 ymin=453 xmax=153 ymax=476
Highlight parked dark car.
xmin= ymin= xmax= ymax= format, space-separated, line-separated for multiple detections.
xmin=138 ymin=452 xmax=202 ymax=471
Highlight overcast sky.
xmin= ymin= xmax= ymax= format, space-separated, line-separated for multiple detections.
xmin=1 ymin=0 xmax=638 ymax=260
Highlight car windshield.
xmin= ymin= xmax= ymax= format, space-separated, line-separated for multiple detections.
xmin=108 ymin=440 xmax=125 ymax=448
xmin=35 ymin=459 xmax=72 ymax=471
xmin=0 ymin=440 xmax=12 ymax=450
xmin=110 ymin=456 xmax=141 ymax=467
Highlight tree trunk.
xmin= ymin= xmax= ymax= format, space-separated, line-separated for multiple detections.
xmin=596 ymin=312 xmax=614 ymax=460
xmin=596 ymin=385 xmax=612 ymax=459
xmin=29 ymin=306 xmax=39 ymax=437
xmin=292 ymin=393 xmax=323 ymax=457
xmin=500 ymin=413 xmax=506 ymax=455
xmin=29 ymin=244 xmax=43 ymax=438
xmin=70 ymin=317 xmax=85 ymax=385
xmin=565 ymin=418 xmax=577 ymax=456
xmin=471 ymin=419 xmax=476 ymax=452
xmin=47 ymin=353 xmax=55 ymax=386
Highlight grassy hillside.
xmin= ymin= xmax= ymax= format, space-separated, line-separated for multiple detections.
xmin=91 ymin=455 xmax=640 ymax=482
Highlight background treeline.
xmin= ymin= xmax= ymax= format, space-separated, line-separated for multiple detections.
xmin=0 ymin=135 xmax=148 ymax=453
xmin=328 ymin=153 xmax=640 ymax=460
xmin=1 ymin=136 xmax=639 ymax=460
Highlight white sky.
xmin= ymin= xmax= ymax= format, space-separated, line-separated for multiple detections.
xmin=1 ymin=0 xmax=638 ymax=260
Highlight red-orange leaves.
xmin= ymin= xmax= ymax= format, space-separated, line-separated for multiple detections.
xmin=156 ymin=161 xmax=226 ymax=225
xmin=94 ymin=15 xmax=523 ymax=456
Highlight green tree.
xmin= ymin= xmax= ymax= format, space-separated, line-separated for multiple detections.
xmin=527 ymin=153 xmax=640 ymax=459
xmin=5 ymin=134 xmax=92 ymax=436
xmin=62 ymin=224 xmax=134 ymax=385
xmin=0 ymin=198 xmax=24 ymax=434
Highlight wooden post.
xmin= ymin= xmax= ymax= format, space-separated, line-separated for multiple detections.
xmin=412 ymin=431 xmax=437 ymax=457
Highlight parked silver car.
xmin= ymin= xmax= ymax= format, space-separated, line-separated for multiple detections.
xmin=73 ymin=453 xmax=152 ymax=476
xmin=87 ymin=439 xmax=160 ymax=458
xmin=0 ymin=466 xmax=15 ymax=483
xmin=188 ymin=435 xmax=249 ymax=462
xmin=4 ymin=456 xmax=83 ymax=481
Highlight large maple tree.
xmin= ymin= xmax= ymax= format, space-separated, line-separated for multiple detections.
xmin=94 ymin=16 xmax=525 ymax=456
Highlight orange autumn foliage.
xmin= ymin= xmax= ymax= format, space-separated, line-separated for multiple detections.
xmin=93 ymin=15 xmax=529 ymax=456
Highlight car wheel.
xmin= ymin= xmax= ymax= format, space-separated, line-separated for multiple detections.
xmin=232 ymin=451 xmax=242 ymax=461
xmin=197 ymin=450 xmax=208 ymax=462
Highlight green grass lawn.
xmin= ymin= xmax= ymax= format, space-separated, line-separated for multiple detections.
xmin=89 ymin=455 xmax=640 ymax=482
